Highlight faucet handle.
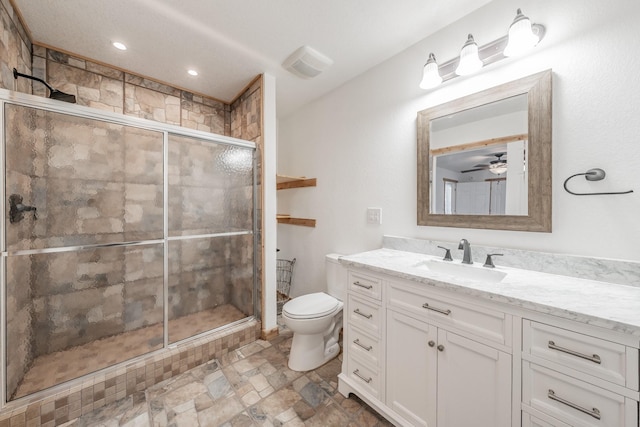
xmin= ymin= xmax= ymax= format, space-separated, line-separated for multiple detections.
xmin=437 ymin=246 xmax=453 ymax=261
xmin=483 ymin=253 xmax=503 ymax=268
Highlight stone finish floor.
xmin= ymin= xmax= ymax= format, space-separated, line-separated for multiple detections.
xmin=58 ymin=324 xmax=393 ymax=427
xmin=15 ymin=305 xmax=247 ymax=399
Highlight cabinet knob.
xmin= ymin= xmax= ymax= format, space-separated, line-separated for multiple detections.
xmin=437 ymin=344 xmax=445 ymax=352
xmin=428 ymin=340 xmax=435 ymax=347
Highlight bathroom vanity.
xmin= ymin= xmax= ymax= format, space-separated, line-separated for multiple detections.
xmin=337 ymin=248 xmax=640 ymax=427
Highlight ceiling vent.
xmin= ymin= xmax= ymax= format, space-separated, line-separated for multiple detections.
xmin=282 ymin=45 xmax=333 ymax=79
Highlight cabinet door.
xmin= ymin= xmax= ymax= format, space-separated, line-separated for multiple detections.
xmin=437 ymin=330 xmax=512 ymax=427
xmin=387 ymin=310 xmax=437 ymax=427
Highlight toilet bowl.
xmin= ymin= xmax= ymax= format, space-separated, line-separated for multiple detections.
xmin=282 ymin=254 xmax=345 ymax=371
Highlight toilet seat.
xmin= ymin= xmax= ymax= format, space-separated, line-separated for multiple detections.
xmin=283 ymin=292 xmax=340 ymax=319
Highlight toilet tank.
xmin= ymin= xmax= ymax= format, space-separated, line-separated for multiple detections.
xmin=326 ymin=253 xmax=346 ymax=301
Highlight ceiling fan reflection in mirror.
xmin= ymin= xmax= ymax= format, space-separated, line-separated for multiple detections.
xmin=461 ymin=153 xmax=507 ymax=174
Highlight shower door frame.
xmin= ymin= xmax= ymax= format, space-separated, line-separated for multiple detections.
xmin=0 ymin=89 xmax=259 ymax=408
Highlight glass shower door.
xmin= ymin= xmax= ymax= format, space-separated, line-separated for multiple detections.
xmin=166 ymin=134 xmax=254 ymax=344
xmin=4 ymin=105 xmax=165 ymax=400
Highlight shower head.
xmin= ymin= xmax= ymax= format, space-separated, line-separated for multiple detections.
xmin=12 ymin=68 xmax=77 ymax=104
xmin=49 ymin=89 xmax=77 ymax=103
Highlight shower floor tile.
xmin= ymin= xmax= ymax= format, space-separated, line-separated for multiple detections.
xmin=14 ymin=305 xmax=247 ymax=399
xmin=60 ymin=323 xmax=393 ymax=427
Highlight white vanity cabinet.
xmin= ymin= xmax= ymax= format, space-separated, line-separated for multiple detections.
xmin=339 ymin=268 xmax=514 ymax=427
xmin=338 ymin=249 xmax=640 ymax=427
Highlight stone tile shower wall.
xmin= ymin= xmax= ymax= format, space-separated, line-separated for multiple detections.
xmin=4 ymin=103 xmax=255 ymax=402
xmin=0 ymin=0 xmax=31 ymax=92
xmin=32 ymin=46 xmax=230 ymax=135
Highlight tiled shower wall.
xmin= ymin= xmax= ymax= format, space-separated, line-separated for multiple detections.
xmin=0 ymin=0 xmax=31 ymax=92
xmin=32 ymin=46 xmax=230 ymax=134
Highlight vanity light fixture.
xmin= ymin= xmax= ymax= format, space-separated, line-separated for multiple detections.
xmin=419 ymin=8 xmax=545 ymax=89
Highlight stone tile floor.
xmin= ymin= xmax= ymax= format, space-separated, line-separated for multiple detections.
xmin=59 ymin=325 xmax=393 ymax=426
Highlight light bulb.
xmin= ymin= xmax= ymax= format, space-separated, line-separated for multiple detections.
xmin=455 ymin=34 xmax=483 ymax=76
xmin=504 ymin=9 xmax=540 ymax=57
xmin=419 ymin=53 xmax=442 ymax=89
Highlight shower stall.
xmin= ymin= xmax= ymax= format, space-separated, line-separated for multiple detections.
xmin=0 ymin=91 xmax=257 ymax=403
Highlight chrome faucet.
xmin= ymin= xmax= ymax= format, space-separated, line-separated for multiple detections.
xmin=458 ymin=239 xmax=472 ymax=264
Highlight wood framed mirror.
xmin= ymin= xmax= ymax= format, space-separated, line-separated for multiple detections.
xmin=417 ymin=70 xmax=552 ymax=232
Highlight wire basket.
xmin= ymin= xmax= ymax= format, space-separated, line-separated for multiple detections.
xmin=276 ymin=258 xmax=296 ymax=314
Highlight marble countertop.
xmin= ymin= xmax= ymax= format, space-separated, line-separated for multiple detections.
xmin=339 ymin=248 xmax=640 ymax=339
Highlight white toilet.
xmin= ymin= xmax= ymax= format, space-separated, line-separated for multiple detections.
xmin=282 ymin=253 xmax=345 ymax=371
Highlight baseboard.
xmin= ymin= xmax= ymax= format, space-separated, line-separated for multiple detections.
xmin=261 ymin=326 xmax=279 ymax=340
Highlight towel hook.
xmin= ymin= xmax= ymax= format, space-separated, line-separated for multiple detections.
xmin=563 ymin=168 xmax=634 ymax=196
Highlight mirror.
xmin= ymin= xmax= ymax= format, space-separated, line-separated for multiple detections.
xmin=417 ymin=70 xmax=552 ymax=232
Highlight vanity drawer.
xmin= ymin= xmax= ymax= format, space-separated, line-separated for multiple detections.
xmin=346 ymin=356 xmax=381 ymax=399
xmin=387 ymin=280 xmax=511 ymax=346
xmin=523 ymin=361 xmax=637 ymax=427
xmin=347 ymin=325 xmax=380 ymax=368
xmin=523 ymin=320 xmax=638 ymax=390
xmin=347 ymin=295 xmax=382 ymax=337
xmin=522 ymin=411 xmax=572 ymax=427
xmin=348 ymin=270 xmax=382 ymax=300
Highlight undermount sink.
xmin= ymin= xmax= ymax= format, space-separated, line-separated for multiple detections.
xmin=412 ymin=259 xmax=507 ymax=283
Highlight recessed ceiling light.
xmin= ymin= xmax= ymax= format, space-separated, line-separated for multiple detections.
xmin=188 ymin=69 xmax=198 ymax=76
xmin=112 ymin=42 xmax=127 ymax=51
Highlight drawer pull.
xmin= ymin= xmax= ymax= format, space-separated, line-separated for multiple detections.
xmin=353 ymin=281 xmax=373 ymax=290
xmin=353 ymin=369 xmax=372 ymax=383
xmin=422 ymin=303 xmax=452 ymax=316
xmin=353 ymin=339 xmax=372 ymax=351
xmin=548 ymin=341 xmax=602 ymax=364
xmin=354 ymin=309 xmax=373 ymax=319
xmin=548 ymin=389 xmax=601 ymax=420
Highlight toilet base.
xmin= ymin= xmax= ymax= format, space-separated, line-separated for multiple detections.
xmin=288 ymin=332 xmax=341 ymax=372
xmin=287 ymin=311 xmax=343 ymax=372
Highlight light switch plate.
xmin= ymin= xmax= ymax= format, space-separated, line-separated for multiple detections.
xmin=367 ymin=207 xmax=382 ymax=225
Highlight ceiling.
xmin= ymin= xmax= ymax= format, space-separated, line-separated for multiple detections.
xmin=13 ymin=0 xmax=490 ymax=118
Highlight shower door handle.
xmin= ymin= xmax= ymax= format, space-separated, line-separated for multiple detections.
xmin=9 ymin=194 xmax=38 ymax=223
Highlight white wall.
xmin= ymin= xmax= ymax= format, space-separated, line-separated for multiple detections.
xmin=277 ymin=0 xmax=640 ymax=296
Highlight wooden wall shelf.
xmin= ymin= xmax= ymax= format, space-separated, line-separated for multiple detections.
xmin=276 ymin=174 xmax=317 ymax=227
xmin=276 ymin=174 xmax=317 ymax=190
xmin=276 ymin=216 xmax=316 ymax=227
